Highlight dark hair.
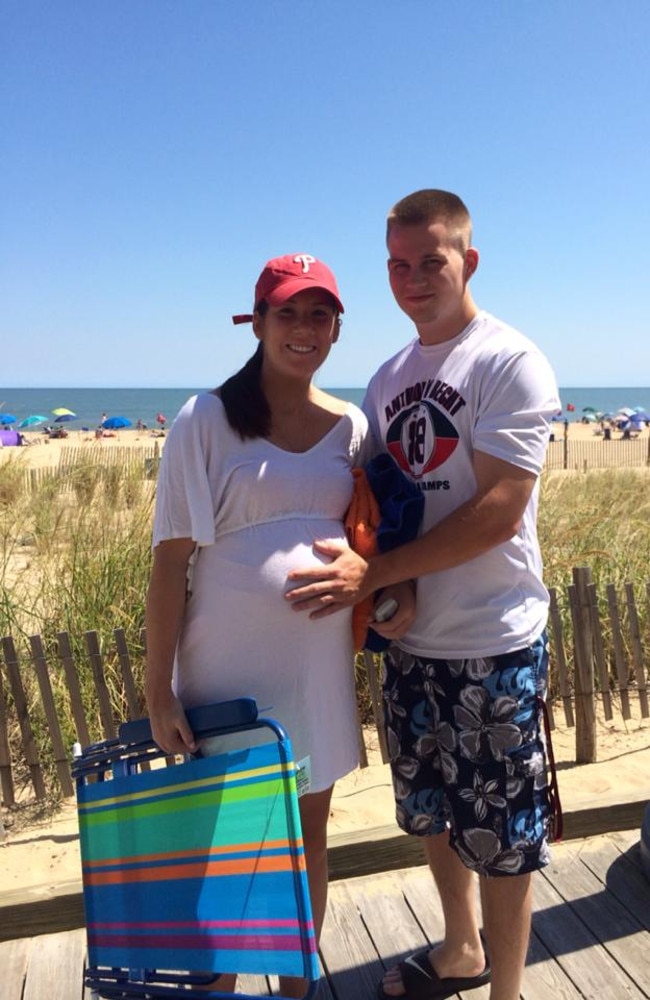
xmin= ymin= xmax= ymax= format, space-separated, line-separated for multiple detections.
xmin=218 ymin=303 xmax=270 ymax=439
xmin=386 ymin=189 xmax=472 ymax=254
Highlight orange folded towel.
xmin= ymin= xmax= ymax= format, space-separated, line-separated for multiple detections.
xmin=344 ymin=468 xmax=381 ymax=651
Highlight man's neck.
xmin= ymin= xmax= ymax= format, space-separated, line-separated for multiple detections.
xmin=416 ymin=302 xmax=479 ymax=346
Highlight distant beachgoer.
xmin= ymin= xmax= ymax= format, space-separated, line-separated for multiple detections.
xmin=144 ymin=253 xmax=407 ymax=997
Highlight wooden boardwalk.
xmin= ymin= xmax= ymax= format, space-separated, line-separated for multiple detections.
xmin=3 ymin=829 xmax=648 ymax=1000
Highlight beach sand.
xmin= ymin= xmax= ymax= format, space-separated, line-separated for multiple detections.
xmin=1 ymin=706 xmax=648 ymax=895
xmin=1 ymin=418 xmax=648 ymax=891
xmin=1 ymin=418 xmax=646 ymax=472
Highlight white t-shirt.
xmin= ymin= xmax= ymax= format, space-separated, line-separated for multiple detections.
xmin=363 ymin=310 xmax=560 ymax=658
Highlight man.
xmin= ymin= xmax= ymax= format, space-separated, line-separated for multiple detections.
xmin=286 ymin=189 xmax=560 ymax=1000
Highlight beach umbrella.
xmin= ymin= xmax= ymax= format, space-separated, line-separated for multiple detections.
xmin=18 ymin=415 xmax=48 ymax=428
xmin=0 ymin=414 xmax=17 ymax=425
xmin=632 ymin=409 xmax=650 ymax=421
xmin=102 ymin=416 xmax=132 ymax=429
xmin=54 ymin=413 xmax=77 ymax=423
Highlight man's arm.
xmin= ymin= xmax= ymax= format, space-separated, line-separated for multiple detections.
xmin=285 ymin=450 xmax=538 ymax=617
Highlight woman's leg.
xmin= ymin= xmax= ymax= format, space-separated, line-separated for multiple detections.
xmin=279 ymin=784 xmax=334 ymax=999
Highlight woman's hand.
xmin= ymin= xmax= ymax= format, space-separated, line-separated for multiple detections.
xmin=148 ymin=692 xmax=197 ymax=755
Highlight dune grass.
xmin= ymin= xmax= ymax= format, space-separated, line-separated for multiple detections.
xmin=1 ymin=457 xmax=649 ymax=797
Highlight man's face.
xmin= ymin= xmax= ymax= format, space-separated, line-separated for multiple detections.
xmin=387 ymin=220 xmax=477 ymax=341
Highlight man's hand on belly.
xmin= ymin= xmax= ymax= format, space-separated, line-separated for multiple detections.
xmin=285 ymin=541 xmax=373 ymax=618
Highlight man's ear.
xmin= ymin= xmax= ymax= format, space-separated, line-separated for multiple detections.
xmin=464 ymin=248 xmax=479 ymax=280
xmin=332 ymin=317 xmax=342 ymax=344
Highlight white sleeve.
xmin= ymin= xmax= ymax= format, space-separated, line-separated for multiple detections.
xmin=473 ymin=350 xmax=560 ymax=475
xmin=152 ymin=395 xmax=220 ymax=547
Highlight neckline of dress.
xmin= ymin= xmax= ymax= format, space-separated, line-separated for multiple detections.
xmin=262 ymin=403 xmax=350 ymax=455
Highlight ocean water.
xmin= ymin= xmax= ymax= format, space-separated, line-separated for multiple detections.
xmin=1 ymin=386 xmax=649 ymax=430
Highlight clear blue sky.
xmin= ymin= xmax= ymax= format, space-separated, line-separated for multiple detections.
xmin=4 ymin=1 xmax=649 ymax=388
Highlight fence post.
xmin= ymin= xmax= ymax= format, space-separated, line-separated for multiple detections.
xmin=57 ymin=631 xmax=92 ymax=749
xmin=625 ymin=583 xmax=649 ymax=718
xmin=84 ymin=631 xmax=117 ymax=739
xmin=547 ymin=587 xmax=574 ymax=727
xmin=1 ymin=636 xmax=46 ymax=799
xmin=568 ymin=567 xmax=597 ymax=763
xmin=606 ymin=584 xmax=632 ymax=720
xmin=0 ymin=666 xmax=15 ymax=807
xmin=587 ymin=583 xmax=613 ymax=721
xmin=29 ymin=634 xmax=75 ymax=798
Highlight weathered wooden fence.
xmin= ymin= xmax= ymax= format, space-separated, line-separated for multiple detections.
xmin=545 ymin=436 xmax=650 ymax=471
xmin=14 ymin=444 xmax=161 ymax=492
xmin=0 ymin=569 xmax=648 ymax=809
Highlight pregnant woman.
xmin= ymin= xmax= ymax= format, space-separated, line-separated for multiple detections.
xmin=145 ymin=253 xmax=369 ymax=997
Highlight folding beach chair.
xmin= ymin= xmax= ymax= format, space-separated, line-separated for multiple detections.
xmin=72 ymin=698 xmax=319 ymax=1000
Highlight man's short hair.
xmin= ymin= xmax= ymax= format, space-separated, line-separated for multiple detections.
xmin=386 ymin=189 xmax=472 ymax=254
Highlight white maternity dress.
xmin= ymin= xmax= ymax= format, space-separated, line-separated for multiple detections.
xmin=152 ymin=392 xmax=369 ymax=792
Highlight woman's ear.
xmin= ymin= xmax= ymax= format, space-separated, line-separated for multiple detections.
xmin=252 ymin=311 xmax=264 ymax=341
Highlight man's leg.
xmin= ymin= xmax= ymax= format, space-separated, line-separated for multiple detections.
xmin=480 ymin=871 xmax=532 ymax=1000
xmin=380 ymin=829 xmax=486 ymax=996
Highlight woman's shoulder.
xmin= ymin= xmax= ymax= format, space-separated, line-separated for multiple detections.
xmin=175 ymin=391 xmax=225 ymax=424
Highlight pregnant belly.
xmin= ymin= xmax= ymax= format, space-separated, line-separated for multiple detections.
xmin=187 ymin=520 xmax=347 ymax=610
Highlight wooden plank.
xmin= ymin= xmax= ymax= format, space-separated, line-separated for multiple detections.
xmin=0 ymin=878 xmax=86 ymax=941
xmin=568 ymin=572 xmax=597 ymax=763
xmin=0 ymin=661 xmax=15 ymax=806
xmin=57 ymin=631 xmax=91 ymax=749
xmin=0 ymin=636 xmax=46 ymax=799
xmin=607 ymin=583 xmax=632 ymax=720
xmin=523 ymin=930 xmax=587 ymax=1000
xmin=22 ymin=927 xmax=87 ymax=1000
xmin=363 ymin=650 xmax=389 ymax=764
xmin=113 ymin=626 xmax=142 ymax=719
xmin=587 ymin=581 xmax=613 ymax=721
xmin=625 ymin=583 xmax=649 ymax=717
xmin=346 ymin=868 xmax=429 ymax=968
xmin=542 ymin=838 xmax=650 ymax=995
xmin=534 ymin=862 xmax=646 ymax=998
xmin=29 ymin=634 xmax=74 ymax=797
xmin=319 ymin=879 xmax=385 ymax=999
xmin=0 ymin=935 xmax=30 ymax=1000
xmin=83 ymin=630 xmax=116 ymax=738
xmin=576 ymin=834 xmax=650 ymax=932
xmin=548 ymin=587 xmax=574 ymax=727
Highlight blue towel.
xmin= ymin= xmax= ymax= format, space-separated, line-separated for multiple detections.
xmin=364 ymin=453 xmax=424 ymax=652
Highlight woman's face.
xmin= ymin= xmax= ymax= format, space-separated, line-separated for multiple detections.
xmin=253 ymin=288 xmax=340 ymax=379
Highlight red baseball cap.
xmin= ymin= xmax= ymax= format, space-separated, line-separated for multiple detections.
xmin=232 ymin=253 xmax=344 ymax=325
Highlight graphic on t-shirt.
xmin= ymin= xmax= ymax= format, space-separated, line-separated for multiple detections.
xmin=386 ymin=400 xmax=459 ymax=478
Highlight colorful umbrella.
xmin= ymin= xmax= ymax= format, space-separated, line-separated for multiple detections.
xmin=102 ymin=416 xmax=132 ymax=430
xmin=54 ymin=413 xmax=77 ymax=423
xmin=0 ymin=414 xmax=17 ymax=425
xmin=52 ymin=407 xmax=76 ymax=417
xmin=18 ymin=415 xmax=48 ymax=428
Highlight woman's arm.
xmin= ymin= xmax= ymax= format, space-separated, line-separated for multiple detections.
xmin=144 ymin=537 xmax=198 ymax=754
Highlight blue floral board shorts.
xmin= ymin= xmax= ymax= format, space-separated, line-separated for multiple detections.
xmin=382 ymin=634 xmax=552 ymax=876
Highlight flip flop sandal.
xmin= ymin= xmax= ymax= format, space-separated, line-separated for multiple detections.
xmin=377 ymin=946 xmax=491 ymax=1000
